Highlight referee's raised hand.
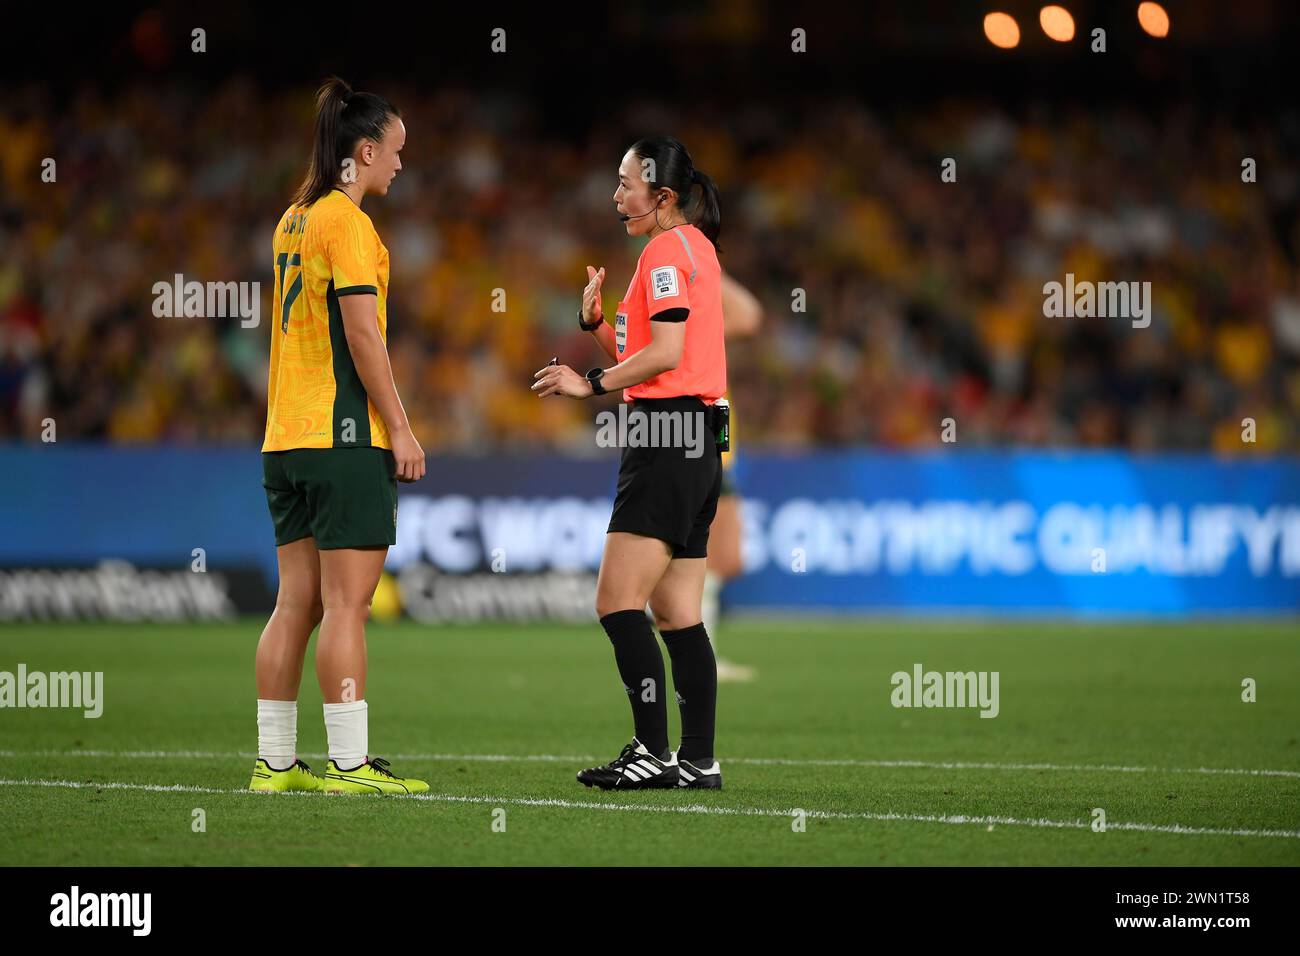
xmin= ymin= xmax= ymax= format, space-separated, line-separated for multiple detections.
xmin=582 ymin=265 xmax=606 ymax=325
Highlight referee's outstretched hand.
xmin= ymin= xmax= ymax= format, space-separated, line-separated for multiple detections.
xmin=532 ymin=363 xmax=591 ymax=399
xmin=582 ymin=265 xmax=605 ymax=325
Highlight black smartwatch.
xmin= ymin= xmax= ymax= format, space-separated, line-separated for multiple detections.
xmin=578 ymin=309 xmax=603 ymax=332
xmin=585 ymin=367 xmax=607 ymax=395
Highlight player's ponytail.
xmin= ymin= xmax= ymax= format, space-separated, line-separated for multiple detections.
xmin=630 ymin=136 xmax=722 ymax=248
xmin=293 ymin=77 xmax=401 ymax=206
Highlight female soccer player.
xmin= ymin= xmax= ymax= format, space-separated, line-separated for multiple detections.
xmin=250 ymin=78 xmax=428 ymax=795
xmin=532 ymin=136 xmax=728 ymax=790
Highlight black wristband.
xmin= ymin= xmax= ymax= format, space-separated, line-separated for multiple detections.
xmin=578 ymin=309 xmax=603 ymax=332
xmin=585 ymin=367 xmax=607 ymax=395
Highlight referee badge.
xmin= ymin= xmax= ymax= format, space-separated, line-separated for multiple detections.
xmin=650 ymin=266 xmax=678 ymax=300
xmin=615 ymin=301 xmax=628 ymax=355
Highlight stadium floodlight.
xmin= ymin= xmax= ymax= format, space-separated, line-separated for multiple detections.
xmin=1138 ymin=2 xmax=1170 ymax=37
xmin=984 ymin=11 xmax=1021 ymax=49
xmin=1040 ymin=5 xmax=1076 ymax=42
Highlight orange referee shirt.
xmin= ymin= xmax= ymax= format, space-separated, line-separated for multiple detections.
xmin=615 ymin=224 xmax=727 ymax=404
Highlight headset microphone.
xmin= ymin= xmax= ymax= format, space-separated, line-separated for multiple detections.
xmin=619 ymin=195 xmax=666 ymax=222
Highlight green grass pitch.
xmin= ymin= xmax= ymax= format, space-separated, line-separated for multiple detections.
xmin=1 ymin=617 xmax=1297 ymax=866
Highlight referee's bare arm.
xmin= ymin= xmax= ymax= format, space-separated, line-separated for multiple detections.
xmin=721 ymin=272 xmax=762 ymax=337
xmin=588 ymin=318 xmax=618 ymax=362
xmin=337 ymin=293 xmax=426 ymax=482
xmin=596 ymin=314 xmax=685 ymax=392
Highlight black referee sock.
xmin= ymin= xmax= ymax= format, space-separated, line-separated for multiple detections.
xmin=599 ymin=609 xmax=669 ymax=759
xmin=661 ymin=621 xmax=717 ymax=765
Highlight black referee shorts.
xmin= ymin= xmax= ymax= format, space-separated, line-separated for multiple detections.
xmin=607 ymin=396 xmax=723 ymax=559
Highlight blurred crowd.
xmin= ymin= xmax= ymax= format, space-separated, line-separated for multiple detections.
xmin=2 ymin=79 xmax=1298 ymax=452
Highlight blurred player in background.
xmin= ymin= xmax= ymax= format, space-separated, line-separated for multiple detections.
xmin=706 ymin=274 xmax=762 ymax=682
xmin=252 ymin=78 xmax=428 ymax=796
xmin=533 ymin=136 xmax=728 ymax=790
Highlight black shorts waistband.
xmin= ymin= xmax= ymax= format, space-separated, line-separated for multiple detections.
xmin=627 ymin=395 xmax=709 ymax=409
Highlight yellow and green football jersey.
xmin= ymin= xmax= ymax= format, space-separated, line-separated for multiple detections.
xmin=264 ymin=189 xmax=392 ymax=451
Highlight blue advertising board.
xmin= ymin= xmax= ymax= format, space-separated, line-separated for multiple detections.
xmin=1 ymin=446 xmax=1297 ymax=616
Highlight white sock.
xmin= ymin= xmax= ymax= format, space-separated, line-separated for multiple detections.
xmin=324 ymin=700 xmax=368 ymax=770
xmin=702 ymin=572 xmax=722 ymax=650
xmin=257 ymin=699 xmax=297 ymax=771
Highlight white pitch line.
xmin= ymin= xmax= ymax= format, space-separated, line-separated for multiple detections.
xmin=1 ymin=776 xmax=1298 ymax=840
xmin=1 ymin=749 xmax=1298 ymax=779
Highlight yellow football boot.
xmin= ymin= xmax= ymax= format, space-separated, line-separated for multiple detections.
xmin=248 ymin=758 xmax=326 ymax=793
xmin=322 ymin=756 xmax=429 ymax=795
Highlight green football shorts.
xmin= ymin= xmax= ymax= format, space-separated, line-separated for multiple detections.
xmin=262 ymin=447 xmax=398 ymax=550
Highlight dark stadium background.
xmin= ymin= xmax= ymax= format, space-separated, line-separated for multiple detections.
xmin=3 ymin=1 xmax=1298 ymax=446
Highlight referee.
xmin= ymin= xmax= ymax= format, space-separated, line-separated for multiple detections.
xmin=532 ymin=136 xmax=727 ymax=790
